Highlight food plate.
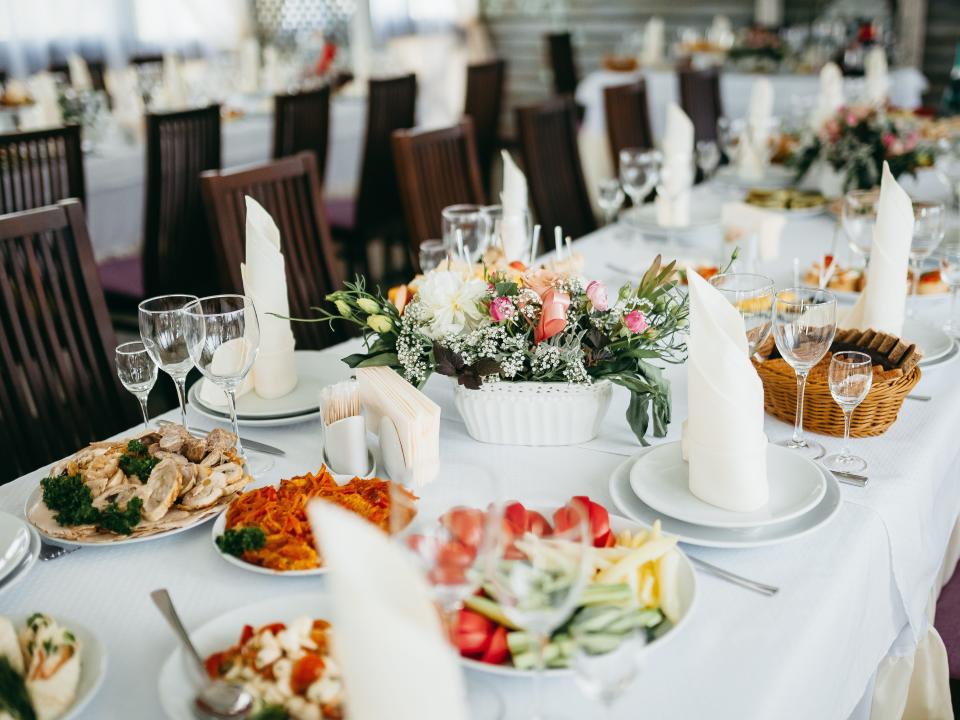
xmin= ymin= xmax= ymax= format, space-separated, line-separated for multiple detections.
xmin=902 ymin=319 xmax=954 ymax=364
xmin=0 ymin=526 xmax=40 ymax=597
xmin=610 ymin=450 xmax=841 ymax=548
xmin=158 ymin=594 xmax=329 ymax=720
xmin=210 ymin=510 xmax=327 ymax=577
xmin=0 ymin=511 xmax=31 ymax=584
xmin=714 ymin=164 xmax=794 ymax=190
xmin=629 ymin=442 xmax=826 ymax=529
xmin=460 ymin=513 xmax=697 ymax=678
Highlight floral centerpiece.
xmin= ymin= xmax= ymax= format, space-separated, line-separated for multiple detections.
xmin=789 ymin=105 xmax=934 ymax=193
xmin=306 ymin=254 xmax=688 ymax=445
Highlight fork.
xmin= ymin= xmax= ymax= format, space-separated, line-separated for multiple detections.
xmin=687 ymin=556 xmax=779 ymax=596
xmin=39 ymin=542 xmax=79 ymax=562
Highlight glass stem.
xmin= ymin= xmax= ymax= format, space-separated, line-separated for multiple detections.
xmin=532 ymin=631 xmax=548 ymax=720
xmin=951 ymin=285 xmax=960 ymax=331
xmin=225 ymin=387 xmax=245 ymax=458
xmin=841 ymin=408 xmax=853 ymax=460
xmin=909 ymin=260 xmax=920 ymax=317
xmin=792 ymin=370 xmax=809 ymax=445
xmin=138 ymin=395 xmax=150 ymax=430
xmin=173 ymin=376 xmax=188 ymax=427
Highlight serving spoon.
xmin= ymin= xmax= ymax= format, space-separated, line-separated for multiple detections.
xmin=151 ymin=589 xmax=253 ymax=720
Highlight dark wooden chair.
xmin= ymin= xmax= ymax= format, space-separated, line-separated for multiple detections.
xmin=326 ymin=74 xmax=417 ymax=281
xmin=49 ymin=59 xmax=107 ymax=93
xmin=604 ymin=80 xmax=654 ymax=172
xmin=200 ymin=152 xmax=345 ymax=351
xmin=272 ymin=84 xmax=331 ymax=183
xmin=392 ymin=119 xmax=486 ymax=252
xmin=515 ymin=98 xmax=596 ymax=240
xmin=464 ymin=59 xmax=506 ymax=192
xmin=143 ymin=105 xmax=222 ymax=300
xmin=0 ymin=200 xmax=139 ymax=483
xmin=678 ymin=67 xmax=724 ymax=142
xmin=546 ymin=32 xmax=579 ymax=96
xmin=0 ymin=126 xmax=85 ymax=216
xmin=130 ymin=53 xmax=164 ymax=67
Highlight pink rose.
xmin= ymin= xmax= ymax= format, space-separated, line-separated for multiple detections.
xmin=624 ymin=310 xmax=648 ymax=334
xmin=490 ymin=296 xmax=516 ymax=323
xmin=534 ymin=289 xmax=570 ymax=343
xmin=585 ymin=281 xmax=609 ymax=311
xmin=521 ymin=268 xmax=561 ymax=297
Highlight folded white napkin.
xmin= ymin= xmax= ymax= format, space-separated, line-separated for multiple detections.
xmin=810 ymin=62 xmax=844 ymax=129
xmin=641 ymin=18 xmax=665 ymax=67
xmin=655 ymin=103 xmax=694 ymax=227
xmin=842 ymin=162 xmax=913 ymax=335
xmin=307 ymin=502 xmax=468 ymax=720
xmin=20 ymin=72 xmax=62 ymax=129
xmin=198 ymin=339 xmax=256 ymax=407
xmin=105 ymin=67 xmax=145 ymax=137
xmin=157 ymin=53 xmax=188 ymax=110
xmin=685 ymin=270 xmax=768 ymax=512
xmin=864 ymin=47 xmax=888 ymax=106
xmin=499 ymin=149 xmax=529 ymax=261
xmin=721 ymin=202 xmax=785 ymax=262
xmin=262 ymin=45 xmax=287 ymax=93
xmin=238 ymin=38 xmax=260 ymax=94
xmin=66 ymin=53 xmax=92 ymax=92
xmin=737 ymin=78 xmax=773 ymax=182
xmin=708 ymin=15 xmax=733 ymax=48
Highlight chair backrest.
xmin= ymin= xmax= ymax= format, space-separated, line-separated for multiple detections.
xmin=355 ymin=74 xmax=417 ymax=233
xmin=464 ymin=59 xmax=506 ymax=190
xmin=130 ymin=53 xmax=164 ymax=67
xmin=49 ymin=59 xmax=107 ymax=93
xmin=0 ymin=200 xmax=138 ymax=483
xmin=546 ymin=32 xmax=579 ymax=96
xmin=0 ymin=126 xmax=86 ymax=215
xmin=272 ymin=84 xmax=331 ymax=183
xmin=144 ymin=105 xmax=222 ymax=299
xmin=515 ymin=98 xmax=596 ymax=240
xmin=392 ymin=120 xmax=486 ymax=250
xmin=678 ymin=67 xmax=724 ymax=142
xmin=604 ymin=80 xmax=654 ymax=171
xmin=200 ymin=152 xmax=345 ymax=351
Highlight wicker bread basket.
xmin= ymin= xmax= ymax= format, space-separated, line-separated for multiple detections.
xmin=752 ymin=328 xmax=921 ymax=438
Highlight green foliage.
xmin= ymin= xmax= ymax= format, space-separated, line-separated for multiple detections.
xmin=41 ymin=472 xmax=143 ymax=535
xmin=118 ymin=439 xmax=159 ymax=483
xmin=215 ymin=527 xmax=267 ymax=557
xmin=0 ymin=656 xmax=35 ymax=720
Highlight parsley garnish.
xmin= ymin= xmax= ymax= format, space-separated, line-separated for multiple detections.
xmin=250 ymin=705 xmax=288 ymax=720
xmin=118 ymin=439 xmax=159 ymax=483
xmin=41 ymin=473 xmax=143 ymax=535
xmin=215 ymin=527 xmax=266 ymax=557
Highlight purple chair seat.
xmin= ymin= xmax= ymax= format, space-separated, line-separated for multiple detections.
xmin=936 ymin=566 xmax=960 ymax=678
xmin=325 ymin=197 xmax=356 ymax=233
xmin=98 ymin=255 xmax=144 ymax=300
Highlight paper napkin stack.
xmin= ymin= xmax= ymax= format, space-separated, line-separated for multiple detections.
xmin=810 ymin=62 xmax=844 ymax=129
xmin=357 ymin=366 xmax=440 ymax=488
xmin=308 ymin=502 xmax=468 ymax=720
xmin=721 ymin=202 xmax=785 ymax=263
xmin=737 ymin=78 xmax=773 ymax=182
xmin=864 ymin=47 xmax=889 ymax=107
xmin=655 ymin=103 xmax=694 ymax=227
xmin=499 ymin=150 xmax=529 ymax=261
xmin=842 ymin=163 xmax=913 ymax=335
xmin=685 ymin=270 xmax=768 ymax=512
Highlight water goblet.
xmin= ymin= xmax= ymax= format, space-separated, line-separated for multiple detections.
xmin=841 ymin=189 xmax=879 ymax=270
xmin=597 ymin=179 xmax=625 ymax=227
xmin=821 ymin=351 xmax=873 ymax=473
xmin=138 ymin=294 xmax=198 ymax=427
xmin=619 ymin=148 xmax=660 ymax=210
xmin=709 ymin=273 xmax=775 ymax=355
xmin=115 ymin=341 xmax=158 ymax=429
xmin=940 ymin=229 xmax=960 ymax=336
xmin=773 ymin=288 xmax=837 ymax=460
xmin=418 ymin=239 xmax=447 ymax=273
xmin=696 ymin=140 xmax=721 ymax=181
xmin=442 ymin=204 xmax=487 ymax=262
xmin=909 ymin=202 xmax=945 ymax=316
xmin=572 ymin=625 xmax=646 ymax=716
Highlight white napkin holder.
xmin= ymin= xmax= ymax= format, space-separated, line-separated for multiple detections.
xmin=321 ymin=415 xmax=375 ymax=478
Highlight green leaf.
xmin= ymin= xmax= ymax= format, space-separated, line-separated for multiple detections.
xmin=356 ymin=353 xmax=399 ymax=368
xmin=494 ymin=281 xmax=518 ymax=296
xmin=625 ymin=390 xmax=652 ymax=447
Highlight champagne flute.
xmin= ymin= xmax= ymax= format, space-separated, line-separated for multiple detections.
xmin=572 ymin=625 xmax=646 ymax=716
xmin=935 ymin=137 xmax=960 ymax=211
xmin=709 ymin=273 xmax=775 ymax=355
xmin=773 ymin=288 xmax=837 ymax=460
xmin=619 ymin=149 xmax=660 ymax=210
xmin=597 ymin=179 xmax=625 ymax=227
xmin=138 ymin=294 xmax=198 ymax=427
xmin=909 ymin=202 xmax=945 ymax=317
xmin=115 ymin=341 xmax=158 ymax=430
xmin=841 ymin=190 xmax=879 ymax=270
xmin=940 ymin=229 xmax=960 ymax=336
xmin=822 ymin=351 xmax=873 ymax=473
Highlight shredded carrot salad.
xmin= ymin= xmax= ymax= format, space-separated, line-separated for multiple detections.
xmin=225 ymin=466 xmax=418 ymax=571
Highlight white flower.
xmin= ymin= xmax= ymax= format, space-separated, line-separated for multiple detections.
xmin=413 ymin=270 xmax=489 ymax=340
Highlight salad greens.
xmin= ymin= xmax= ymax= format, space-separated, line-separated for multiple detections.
xmin=215 ymin=526 xmax=266 ymax=557
xmin=41 ymin=472 xmax=143 ymax=535
xmin=118 ymin=439 xmax=159 ymax=482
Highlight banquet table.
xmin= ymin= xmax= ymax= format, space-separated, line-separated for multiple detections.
xmin=1 ymin=171 xmax=959 ymax=719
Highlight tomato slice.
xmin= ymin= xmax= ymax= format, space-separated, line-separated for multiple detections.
xmin=258 ymin=622 xmax=286 ymax=636
xmin=440 ymin=507 xmax=485 ymax=548
xmin=455 ymin=609 xmax=494 ymax=658
xmin=239 ymin=624 xmax=254 ymax=645
xmin=504 ymin=502 xmax=528 ymax=536
xmin=524 ymin=510 xmax=552 ymax=537
xmin=204 ymin=652 xmax=226 ymax=679
xmin=290 ymin=653 xmax=326 ymax=695
xmin=480 ymin=625 xmax=510 ymax=665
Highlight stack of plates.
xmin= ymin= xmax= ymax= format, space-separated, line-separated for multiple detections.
xmin=188 ymin=351 xmax=352 ymax=427
xmin=0 ymin=510 xmax=40 ymax=596
xmin=609 ymin=442 xmax=841 ymax=548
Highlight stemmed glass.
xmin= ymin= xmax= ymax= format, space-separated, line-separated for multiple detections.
xmin=940 ymin=229 xmax=960 ymax=336
xmin=619 ymin=149 xmax=660 ymax=210
xmin=841 ymin=190 xmax=879 ymax=270
xmin=572 ymin=626 xmax=646 ymax=716
xmin=822 ymin=351 xmax=873 ymax=473
xmin=935 ymin=137 xmax=960 ymax=210
xmin=709 ymin=273 xmax=775 ymax=355
xmin=115 ymin=341 xmax=158 ymax=430
xmin=696 ymin=140 xmax=721 ymax=182
xmin=909 ymin=202 xmax=945 ymax=316
xmin=597 ymin=179 xmax=625 ymax=227
xmin=773 ymin=288 xmax=837 ymax=460
xmin=418 ymin=239 xmax=447 ymax=273
xmin=138 ymin=294 xmax=198 ymax=427
xmin=442 ymin=204 xmax=487 ymax=262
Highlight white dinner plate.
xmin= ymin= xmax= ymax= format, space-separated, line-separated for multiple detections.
xmin=0 ymin=511 xmax=31 ymax=584
xmin=0 ymin=526 xmax=40 ymax=597
xmin=158 ymin=594 xmax=330 ymax=720
xmin=714 ymin=164 xmax=794 ymax=190
xmin=629 ymin=442 xmax=826 ymax=530
xmin=210 ymin=509 xmax=328 ymax=577
xmin=920 ymin=338 xmax=959 ymax=368
xmin=902 ymin=319 xmax=954 ymax=364
xmin=189 ymin=401 xmax=322 ymax=428
xmin=10 ymin=615 xmax=107 ymax=720
xmin=461 ymin=513 xmax=697 ymax=678
xmin=610 ymin=450 xmax=841 ymax=549
xmin=829 ymin=288 xmax=948 ymax=306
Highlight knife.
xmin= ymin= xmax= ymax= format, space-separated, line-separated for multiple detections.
xmin=157 ymin=420 xmax=286 ymax=456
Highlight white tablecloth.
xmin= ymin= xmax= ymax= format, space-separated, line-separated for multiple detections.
xmin=85 ymin=95 xmax=366 ymax=260
xmin=0 ymin=171 xmax=958 ymax=719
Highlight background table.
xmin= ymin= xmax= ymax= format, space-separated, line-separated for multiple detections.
xmin=0 ymin=171 xmax=958 ymax=719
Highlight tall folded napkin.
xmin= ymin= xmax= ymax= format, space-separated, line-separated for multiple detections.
xmin=737 ymin=78 xmax=773 ymax=182
xmin=864 ymin=47 xmax=888 ymax=106
xmin=238 ymin=38 xmax=260 ymax=94
xmin=499 ymin=149 xmax=529 ymax=261
xmin=721 ymin=202 xmax=785 ymax=262
xmin=307 ymin=502 xmax=468 ymax=720
xmin=105 ymin=67 xmax=145 ymax=138
xmin=198 ymin=339 xmax=256 ymax=407
xmin=641 ymin=17 xmax=665 ymax=67
xmin=241 ymin=197 xmax=298 ymax=399
xmin=66 ymin=53 xmax=92 ymax=92
xmin=262 ymin=45 xmax=287 ymax=93
xmin=708 ymin=15 xmax=733 ymax=48
xmin=157 ymin=53 xmax=188 ymax=110
xmin=842 ymin=162 xmax=913 ymax=335
xmin=685 ymin=270 xmax=768 ymax=512
xmin=655 ymin=103 xmax=694 ymax=227
xmin=810 ymin=62 xmax=844 ymax=129
xmin=20 ymin=72 xmax=62 ymax=129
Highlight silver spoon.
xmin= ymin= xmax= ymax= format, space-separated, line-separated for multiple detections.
xmin=151 ymin=589 xmax=253 ymax=720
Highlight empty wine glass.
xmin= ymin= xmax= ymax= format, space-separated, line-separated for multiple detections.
xmin=619 ymin=149 xmax=660 ymax=210
xmin=909 ymin=202 xmax=945 ymax=316
xmin=773 ymin=288 xmax=837 ymax=460
xmin=822 ymin=351 xmax=873 ymax=473
xmin=442 ymin=204 xmax=487 ymax=262
xmin=940 ymin=230 xmax=960 ymax=336
xmin=572 ymin=625 xmax=646 ymax=716
xmin=709 ymin=273 xmax=775 ymax=355
xmin=418 ymin=239 xmax=447 ymax=273
xmin=696 ymin=139 xmax=721 ymax=181
xmin=138 ymin=294 xmax=198 ymax=427
xmin=841 ymin=190 xmax=879 ymax=270
xmin=597 ymin=179 xmax=625 ymax=226
xmin=116 ymin=341 xmax=158 ymax=429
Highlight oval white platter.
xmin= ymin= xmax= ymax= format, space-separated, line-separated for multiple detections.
xmin=209 ymin=509 xmax=328 ymax=577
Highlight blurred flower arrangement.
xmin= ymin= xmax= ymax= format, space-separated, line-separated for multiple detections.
xmin=789 ymin=105 xmax=934 ymax=191
xmin=304 ymin=254 xmax=689 ymax=444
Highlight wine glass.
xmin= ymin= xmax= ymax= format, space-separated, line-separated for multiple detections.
xmin=182 ymin=295 xmax=271 ymax=474
xmin=597 ymin=179 xmax=625 ymax=227
xmin=773 ymin=288 xmax=837 ymax=460
xmin=115 ymin=341 xmax=158 ymax=430
xmin=935 ymin=137 xmax=960 ymax=211
xmin=418 ymin=239 xmax=447 ymax=273
xmin=822 ymin=351 xmax=873 ymax=473
xmin=572 ymin=625 xmax=646 ymax=716
xmin=442 ymin=204 xmax=487 ymax=262
xmin=940 ymin=229 xmax=960 ymax=336
xmin=709 ymin=273 xmax=775 ymax=355
xmin=486 ymin=500 xmax=590 ymax=720
xmin=480 ymin=204 xmax=531 ymax=261
xmin=841 ymin=190 xmax=879 ymax=270
xmin=619 ymin=149 xmax=660 ymax=210
xmin=696 ymin=140 xmax=721 ymax=182
xmin=909 ymin=202 xmax=945 ymax=316
xmin=138 ymin=294 xmax=198 ymax=427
